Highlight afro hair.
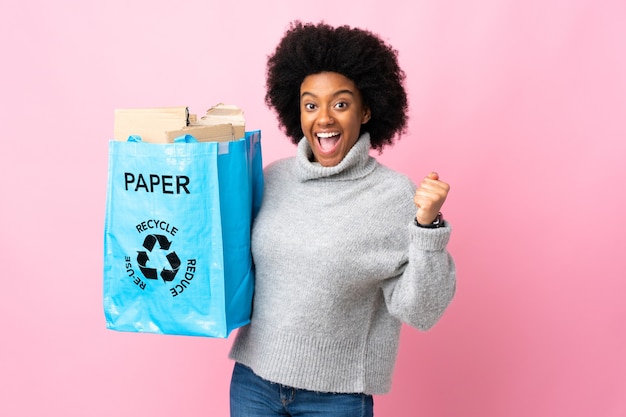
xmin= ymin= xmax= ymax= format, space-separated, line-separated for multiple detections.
xmin=265 ymin=21 xmax=409 ymax=152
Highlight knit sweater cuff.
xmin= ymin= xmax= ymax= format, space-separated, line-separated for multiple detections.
xmin=409 ymin=221 xmax=451 ymax=251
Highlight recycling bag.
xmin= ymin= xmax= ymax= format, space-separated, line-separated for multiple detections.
xmin=103 ymin=131 xmax=263 ymax=337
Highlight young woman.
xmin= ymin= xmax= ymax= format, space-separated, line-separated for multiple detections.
xmin=229 ymin=21 xmax=456 ymax=417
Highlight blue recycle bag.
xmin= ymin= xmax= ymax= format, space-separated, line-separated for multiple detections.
xmin=103 ymin=131 xmax=263 ymax=337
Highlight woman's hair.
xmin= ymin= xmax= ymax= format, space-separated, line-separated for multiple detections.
xmin=265 ymin=21 xmax=409 ymax=151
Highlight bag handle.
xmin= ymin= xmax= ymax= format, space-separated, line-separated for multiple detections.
xmin=126 ymin=135 xmax=142 ymax=143
xmin=174 ymin=134 xmax=198 ymax=143
xmin=125 ymin=134 xmax=198 ymax=143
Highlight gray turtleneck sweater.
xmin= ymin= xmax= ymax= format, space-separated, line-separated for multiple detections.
xmin=229 ymin=133 xmax=456 ymax=395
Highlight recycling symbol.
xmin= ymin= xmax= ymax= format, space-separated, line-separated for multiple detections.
xmin=137 ymin=234 xmax=181 ymax=282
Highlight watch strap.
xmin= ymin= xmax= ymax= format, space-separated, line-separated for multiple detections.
xmin=414 ymin=212 xmax=443 ymax=228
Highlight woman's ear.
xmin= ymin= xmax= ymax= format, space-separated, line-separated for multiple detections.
xmin=362 ymin=108 xmax=371 ymax=124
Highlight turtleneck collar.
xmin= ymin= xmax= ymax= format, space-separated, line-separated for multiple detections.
xmin=295 ymin=132 xmax=378 ymax=182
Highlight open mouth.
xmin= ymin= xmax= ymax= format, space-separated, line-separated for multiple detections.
xmin=316 ymin=131 xmax=341 ymax=153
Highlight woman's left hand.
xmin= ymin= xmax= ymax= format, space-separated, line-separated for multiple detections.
xmin=413 ymin=172 xmax=450 ymax=225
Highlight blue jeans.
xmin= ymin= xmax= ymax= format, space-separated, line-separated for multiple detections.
xmin=230 ymin=363 xmax=374 ymax=417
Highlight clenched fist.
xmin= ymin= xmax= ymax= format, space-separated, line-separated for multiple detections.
xmin=413 ymin=172 xmax=450 ymax=225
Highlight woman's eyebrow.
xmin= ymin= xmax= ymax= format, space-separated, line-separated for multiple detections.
xmin=300 ymin=89 xmax=355 ymax=98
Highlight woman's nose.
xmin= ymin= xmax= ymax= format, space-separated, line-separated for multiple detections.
xmin=317 ymin=107 xmax=334 ymax=126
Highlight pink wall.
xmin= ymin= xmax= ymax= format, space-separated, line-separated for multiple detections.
xmin=1 ymin=0 xmax=624 ymax=416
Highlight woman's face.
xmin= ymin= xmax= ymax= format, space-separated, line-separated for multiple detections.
xmin=300 ymin=72 xmax=371 ymax=167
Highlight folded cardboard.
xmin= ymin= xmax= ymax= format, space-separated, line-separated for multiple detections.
xmin=113 ymin=104 xmax=245 ymax=143
xmin=114 ymin=107 xmax=189 ymax=143
xmin=165 ymin=124 xmax=237 ymax=143
xmin=196 ymin=103 xmax=246 ymax=141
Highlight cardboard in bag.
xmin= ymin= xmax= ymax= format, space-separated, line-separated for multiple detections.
xmin=165 ymin=124 xmax=239 ymax=143
xmin=113 ymin=103 xmax=245 ymax=143
xmin=114 ymin=107 xmax=189 ymax=143
xmin=196 ymin=103 xmax=246 ymax=141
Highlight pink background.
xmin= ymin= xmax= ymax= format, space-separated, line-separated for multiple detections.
xmin=1 ymin=0 xmax=624 ymax=416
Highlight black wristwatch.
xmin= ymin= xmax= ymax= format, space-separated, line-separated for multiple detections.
xmin=414 ymin=212 xmax=444 ymax=229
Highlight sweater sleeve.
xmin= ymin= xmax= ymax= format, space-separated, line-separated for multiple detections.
xmin=381 ymin=223 xmax=456 ymax=331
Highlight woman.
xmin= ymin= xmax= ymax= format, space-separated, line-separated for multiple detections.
xmin=229 ymin=21 xmax=456 ymax=417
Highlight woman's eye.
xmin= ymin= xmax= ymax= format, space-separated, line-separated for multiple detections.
xmin=304 ymin=103 xmax=316 ymax=110
xmin=335 ymin=102 xmax=347 ymax=109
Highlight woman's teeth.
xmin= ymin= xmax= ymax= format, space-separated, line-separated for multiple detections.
xmin=317 ymin=132 xmax=340 ymax=138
